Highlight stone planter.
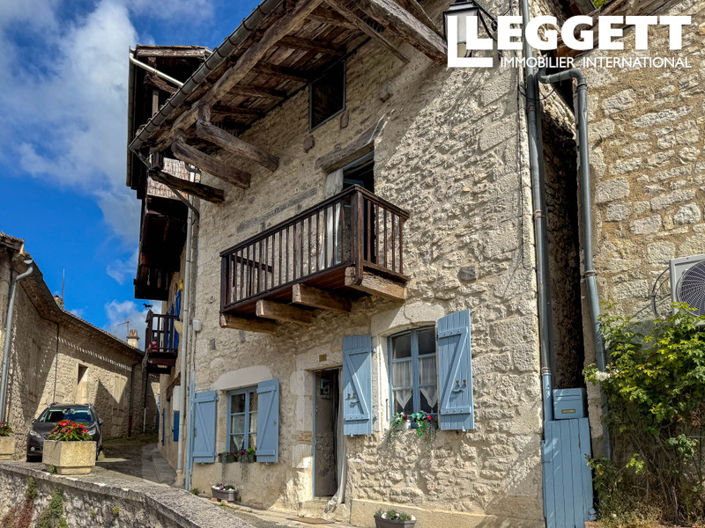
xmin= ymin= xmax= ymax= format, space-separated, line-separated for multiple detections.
xmin=42 ymin=440 xmax=96 ymax=475
xmin=0 ymin=436 xmax=15 ymax=460
xmin=211 ymin=486 xmax=239 ymax=502
xmin=374 ymin=517 xmax=416 ymax=528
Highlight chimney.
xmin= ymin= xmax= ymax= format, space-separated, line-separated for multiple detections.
xmin=54 ymin=295 xmax=64 ymax=309
xmin=127 ymin=329 xmax=140 ymax=348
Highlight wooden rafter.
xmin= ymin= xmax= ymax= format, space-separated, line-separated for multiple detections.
xmin=171 ymin=137 xmax=251 ymax=189
xmin=277 ymin=35 xmax=341 ymax=55
xmin=211 ymin=104 xmax=264 ymax=120
xmin=220 ymin=314 xmax=277 ymax=333
xmin=256 ymin=300 xmax=313 ymax=324
xmin=307 ymin=9 xmax=357 ymax=29
xmin=292 ymin=284 xmax=351 ymax=312
xmin=148 ymin=169 xmax=225 ymax=203
xmin=357 ymin=0 xmax=446 ymax=62
xmin=395 ymin=0 xmax=442 ymax=37
xmin=324 ymin=0 xmax=408 ymax=64
xmin=252 ymin=63 xmax=312 ymax=83
xmin=229 ymin=85 xmax=288 ymax=99
xmin=144 ymin=73 xmax=177 ymax=94
xmin=344 ymin=267 xmax=406 ymax=301
xmin=196 ymin=119 xmax=279 ymax=172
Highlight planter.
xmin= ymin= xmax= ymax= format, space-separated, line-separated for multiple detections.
xmin=0 ymin=436 xmax=15 ymax=460
xmin=42 ymin=440 xmax=96 ymax=475
xmin=211 ymin=486 xmax=239 ymax=502
xmin=374 ymin=517 xmax=416 ymax=528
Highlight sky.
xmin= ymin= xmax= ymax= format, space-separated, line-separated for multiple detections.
xmin=0 ymin=0 xmax=261 ymax=343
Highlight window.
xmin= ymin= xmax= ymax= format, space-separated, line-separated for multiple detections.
xmin=389 ymin=327 xmax=438 ymax=416
xmin=227 ymin=387 xmax=257 ymax=452
xmin=310 ymin=60 xmax=345 ymax=130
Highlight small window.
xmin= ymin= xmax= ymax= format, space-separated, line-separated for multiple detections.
xmin=310 ymin=60 xmax=346 ymax=130
xmin=389 ymin=327 xmax=438 ymax=416
xmin=227 ymin=387 xmax=258 ymax=453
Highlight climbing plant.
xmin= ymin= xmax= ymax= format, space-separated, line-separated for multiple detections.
xmin=1 ymin=478 xmax=38 ymax=528
xmin=36 ymin=490 xmax=68 ymax=528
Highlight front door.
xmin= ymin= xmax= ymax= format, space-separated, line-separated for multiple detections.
xmin=314 ymin=369 xmax=339 ymax=497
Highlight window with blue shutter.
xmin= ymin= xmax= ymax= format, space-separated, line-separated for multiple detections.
xmin=256 ymin=379 xmax=279 ymax=463
xmin=227 ymin=386 xmax=257 ymax=453
xmin=342 ymin=335 xmax=373 ymax=436
xmin=437 ymin=309 xmax=474 ymax=431
xmin=172 ymin=411 xmax=180 ymax=442
xmin=192 ymin=390 xmax=218 ymax=463
xmin=174 ymin=290 xmax=182 ymax=351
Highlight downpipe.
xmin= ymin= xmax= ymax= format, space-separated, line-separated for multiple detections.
xmin=0 ymin=259 xmax=34 ymax=423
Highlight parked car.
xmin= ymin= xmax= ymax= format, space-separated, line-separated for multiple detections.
xmin=27 ymin=403 xmax=103 ymax=461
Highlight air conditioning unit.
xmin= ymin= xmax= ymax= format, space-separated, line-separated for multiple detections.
xmin=670 ymin=254 xmax=705 ymax=315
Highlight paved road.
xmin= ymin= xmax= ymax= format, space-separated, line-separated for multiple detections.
xmin=95 ymin=435 xmax=176 ymax=485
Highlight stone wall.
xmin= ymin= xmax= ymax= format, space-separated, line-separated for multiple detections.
xmin=577 ymin=0 xmax=705 ymax=437
xmin=0 ymin=462 xmax=252 ymax=528
xmin=187 ymin=0 xmax=545 ymax=526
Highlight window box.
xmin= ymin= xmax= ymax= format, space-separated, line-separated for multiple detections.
xmin=42 ymin=440 xmax=96 ymax=475
xmin=0 ymin=436 xmax=15 ymax=460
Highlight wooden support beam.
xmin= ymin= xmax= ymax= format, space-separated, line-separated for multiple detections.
xmin=307 ymin=10 xmax=357 ymax=29
xmin=292 ymin=284 xmax=351 ymax=312
xmin=256 ymin=300 xmax=313 ymax=324
xmin=220 ymin=313 xmax=278 ymax=333
xmin=144 ymin=73 xmax=177 ymax=94
xmin=357 ymin=0 xmax=447 ymax=62
xmin=196 ymin=120 xmax=279 ymax=172
xmin=148 ymin=169 xmax=225 ymax=203
xmin=171 ymin=137 xmax=251 ymax=189
xmin=277 ymin=35 xmax=342 ymax=55
xmin=211 ymin=105 xmax=264 ymax=123
xmin=395 ymin=0 xmax=442 ymax=37
xmin=230 ymin=85 xmax=288 ymax=99
xmin=344 ymin=267 xmax=406 ymax=301
xmin=324 ymin=0 xmax=408 ymax=64
xmin=253 ymin=63 xmax=311 ymax=83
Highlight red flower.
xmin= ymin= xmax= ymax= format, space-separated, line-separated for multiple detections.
xmin=427 ymin=415 xmax=432 ymax=421
xmin=402 ymin=414 xmax=408 ymax=419
xmin=229 ymin=451 xmax=234 ymax=455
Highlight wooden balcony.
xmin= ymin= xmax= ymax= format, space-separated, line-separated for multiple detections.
xmin=145 ymin=311 xmax=179 ymax=374
xmin=220 ymin=186 xmax=409 ymax=331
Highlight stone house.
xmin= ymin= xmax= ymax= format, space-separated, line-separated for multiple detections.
xmin=123 ymin=0 xmax=702 ymax=526
xmin=0 ymin=233 xmax=159 ymax=458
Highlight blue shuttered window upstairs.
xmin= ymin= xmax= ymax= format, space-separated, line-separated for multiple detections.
xmin=256 ymin=379 xmax=280 ymax=463
xmin=342 ymin=335 xmax=374 ymax=436
xmin=172 ymin=411 xmax=180 ymax=442
xmin=192 ymin=390 xmax=218 ymax=463
xmin=437 ymin=309 xmax=474 ymax=431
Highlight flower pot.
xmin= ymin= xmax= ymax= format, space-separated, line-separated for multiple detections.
xmin=211 ymin=486 xmax=239 ymax=502
xmin=0 ymin=436 xmax=15 ymax=460
xmin=42 ymin=440 xmax=96 ymax=475
xmin=374 ymin=517 xmax=416 ymax=528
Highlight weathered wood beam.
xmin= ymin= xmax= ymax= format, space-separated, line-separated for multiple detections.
xmin=253 ymin=63 xmax=312 ymax=83
xmin=308 ymin=10 xmax=357 ymax=29
xmin=277 ymin=35 xmax=342 ymax=55
xmin=256 ymin=300 xmax=313 ymax=324
xmin=229 ymin=85 xmax=288 ymax=100
xmin=357 ymin=0 xmax=446 ymax=62
xmin=395 ymin=0 xmax=442 ymax=37
xmin=171 ymin=137 xmax=251 ymax=189
xmin=344 ymin=267 xmax=406 ymax=301
xmin=292 ymin=284 xmax=351 ymax=312
xmin=144 ymin=73 xmax=177 ymax=94
xmin=148 ymin=168 xmax=225 ymax=203
xmin=196 ymin=119 xmax=279 ymax=172
xmin=220 ymin=313 xmax=278 ymax=333
xmin=324 ymin=0 xmax=408 ymax=64
xmin=211 ymin=104 xmax=264 ymax=122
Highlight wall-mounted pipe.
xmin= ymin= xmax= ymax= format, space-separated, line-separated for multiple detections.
xmin=538 ymin=68 xmax=611 ymax=458
xmin=0 ymin=259 xmax=34 ymax=423
xmin=129 ymin=53 xmax=184 ymax=88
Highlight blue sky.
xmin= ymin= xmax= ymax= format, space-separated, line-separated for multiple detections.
xmin=0 ymin=0 xmax=260 ymax=341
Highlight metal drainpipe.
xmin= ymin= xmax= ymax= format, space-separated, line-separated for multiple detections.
xmin=519 ymin=0 xmax=554 ymax=424
xmin=538 ymin=68 xmax=611 ymax=458
xmin=0 ymin=259 xmax=34 ymax=423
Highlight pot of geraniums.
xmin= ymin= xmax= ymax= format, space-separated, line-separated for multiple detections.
xmin=391 ymin=412 xmax=437 ymax=437
xmin=0 ymin=421 xmax=14 ymax=460
xmin=42 ymin=420 xmax=96 ymax=475
xmin=374 ymin=509 xmax=416 ymax=528
xmin=211 ymin=483 xmax=239 ymax=502
xmin=240 ymin=447 xmax=256 ymax=463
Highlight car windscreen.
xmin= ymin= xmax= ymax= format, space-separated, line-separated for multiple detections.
xmin=38 ymin=408 xmax=93 ymax=424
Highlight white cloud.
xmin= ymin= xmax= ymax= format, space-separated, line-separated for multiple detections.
xmin=107 ymin=247 xmax=139 ymax=284
xmin=104 ymin=298 xmax=157 ymax=345
xmin=125 ymin=0 xmax=214 ymax=21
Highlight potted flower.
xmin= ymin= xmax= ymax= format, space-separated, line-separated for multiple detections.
xmin=42 ymin=420 xmax=96 ymax=475
xmin=240 ymin=447 xmax=255 ymax=463
xmin=392 ymin=412 xmax=437 ymax=437
xmin=218 ymin=451 xmax=238 ymax=463
xmin=211 ymin=483 xmax=239 ymax=502
xmin=0 ymin=421 xmax=14 ymax=460
xmin=374 ymin=509 xmax=416 ymax=528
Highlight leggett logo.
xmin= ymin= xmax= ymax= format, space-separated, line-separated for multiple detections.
xmin=446 ymin=13 xmax=692 ymax=68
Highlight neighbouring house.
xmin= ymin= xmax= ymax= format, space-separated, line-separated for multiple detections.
xmin=0 ymin=233 xmax=159 ymax=459
xmin=123 ymin=0 xmax=701 ymax=527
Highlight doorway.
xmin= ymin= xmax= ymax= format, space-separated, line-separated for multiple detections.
xmin=313 ymin=369 xmax=339 ymax=497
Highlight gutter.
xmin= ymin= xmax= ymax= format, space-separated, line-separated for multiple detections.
xmin=0 ymin=259 xmax=34 ymax=423
xmin=128 ymin=0 xmax=283 ymax=155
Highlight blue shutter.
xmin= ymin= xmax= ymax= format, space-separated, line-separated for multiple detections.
xmin=174 ymin=291 xmax=182 ymax=351
xmin=172 ymin=411 xmax=180 ymax=442
xmin=161 ymin=407 xmax=165 ymax=446
xmin=192 ymin=390 xmax=218 ymax=463
xmin=256 ymin=379 xmax=280 ymax=463
xmin=437 ymin=309 xmax=474 ymax=431
xmin=342 ymin=335 xmax=373 ymax=436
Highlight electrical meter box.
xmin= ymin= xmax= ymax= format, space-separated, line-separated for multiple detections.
xmin=553 ymin=388 xmax=586 ymax=420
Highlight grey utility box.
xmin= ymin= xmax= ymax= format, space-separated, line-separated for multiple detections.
xmin=553 ymin=388 xmax=586 ymax=420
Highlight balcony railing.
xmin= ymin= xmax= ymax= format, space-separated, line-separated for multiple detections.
xmin=145 ymin=311 xmax=179 ymax=368
xmin=220 ymin=185 xmax=408 ymax=313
